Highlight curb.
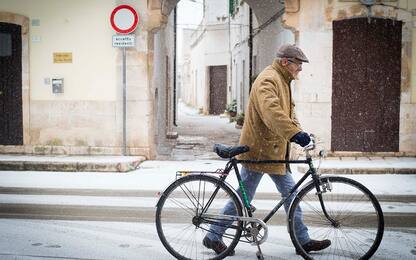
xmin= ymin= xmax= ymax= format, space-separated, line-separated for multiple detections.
xmin=0 ymin=157 xmax=146 ymax=172
xmin=1 ymin=187 xmax=415 ymax=203
xmin=297 ymin=166 xmax=416 ymax=174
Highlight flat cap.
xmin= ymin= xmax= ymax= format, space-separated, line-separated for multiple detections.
xmin=276 ymin=44 xmax=309 ymax=63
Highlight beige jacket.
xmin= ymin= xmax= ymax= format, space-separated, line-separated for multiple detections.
xmin=238 ymin=59 xmax=301 ymax=175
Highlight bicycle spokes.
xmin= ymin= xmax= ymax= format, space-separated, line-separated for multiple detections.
xmin=156 ymin=175 xmax=243 ymax=260
xmin=289 ymin=176 xmax=384 ymax=260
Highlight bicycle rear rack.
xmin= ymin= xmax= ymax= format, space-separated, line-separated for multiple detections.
xmin=175 ymin=169 xmax=228 ymax=179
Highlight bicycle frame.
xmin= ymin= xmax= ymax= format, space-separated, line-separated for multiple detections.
xmin=209 ymin=156 xmax=337 ymax=227
xmin=157 ymin=138 xmax=384 ymax=260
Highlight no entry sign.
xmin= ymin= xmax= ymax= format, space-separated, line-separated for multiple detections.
xmin=110 ymin=5 xmax=139 ymax=34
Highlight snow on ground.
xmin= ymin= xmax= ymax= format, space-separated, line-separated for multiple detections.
xmin=0 ymin=160 xmax=416 ymax=196
xmin=0 ymin=219 xmax=414 ymax=260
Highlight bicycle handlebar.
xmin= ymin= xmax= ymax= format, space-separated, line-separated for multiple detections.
xmin=303 ymin=134 xmax=326 ymax=160
xmin=304 ymin=134 xmax=316 ymax=151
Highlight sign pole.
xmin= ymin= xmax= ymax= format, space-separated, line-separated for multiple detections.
xmin=110 ymin=4 xmax=139 ymax=156
xmin=122 ymin=47 xmax=127 ymax=155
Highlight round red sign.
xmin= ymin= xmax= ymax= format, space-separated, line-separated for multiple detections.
xmin=110 ymin=5 xmax=139 ymax=34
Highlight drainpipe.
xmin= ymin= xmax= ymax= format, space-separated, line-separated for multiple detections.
xmin=248 ymin=7 xmax=253 ymax=93
xmin=173 ymin=6 xmax=177 ymax=126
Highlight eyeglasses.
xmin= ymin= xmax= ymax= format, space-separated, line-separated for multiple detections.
xmin=287 ymin=59 xmax=303 ymax=67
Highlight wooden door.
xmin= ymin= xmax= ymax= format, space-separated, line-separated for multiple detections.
xmin=0 ymin=22 xmax=23 ymax=145
xmin=209 ymin=65 xmax=227 ymax=115
xmin=332 ymin=18 xmax=401 ymax=152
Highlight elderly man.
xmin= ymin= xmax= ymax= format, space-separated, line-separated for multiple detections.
xmin=203 ymin=44 xmax=331 ymax=256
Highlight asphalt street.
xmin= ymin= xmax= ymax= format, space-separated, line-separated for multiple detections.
xmin=0 ymin=191 xmax=415 ymax=227
xmin=1 ymin=219 xmax=415 ymax=260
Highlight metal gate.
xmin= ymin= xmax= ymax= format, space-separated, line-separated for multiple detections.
xmin=0 ymin=22 xmax=23 ymax=145
xmin=209 ymin=65 xmax=227 ymax=115
xmin=332 ymin=17 xmax=401 ymax=152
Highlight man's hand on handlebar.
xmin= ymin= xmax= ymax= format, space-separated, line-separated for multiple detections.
xmin=290 ymin=131 xmax=311 ymax=147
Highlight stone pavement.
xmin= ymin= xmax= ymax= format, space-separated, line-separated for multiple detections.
xmin=0 ymin=155 xmax=145 ymax=172
xmin=168 ymin=102 xmax=241 ymax=160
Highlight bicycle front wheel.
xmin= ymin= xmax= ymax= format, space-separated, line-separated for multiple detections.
xmin=288 ymin=176 xmax=384 ymax=260
xmin=155 ymin=174 xmax=243 ymax=260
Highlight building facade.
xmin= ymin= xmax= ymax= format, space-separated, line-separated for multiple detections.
xmin=283 ymin=0 xmax=416 ymax=154
xmin=179 ymin=0 xmax=230 ymax=115
xmin=1 ymin=0 xmax=415 ymax=158
xmin=0 ymin=0 xmax=154 ymax=157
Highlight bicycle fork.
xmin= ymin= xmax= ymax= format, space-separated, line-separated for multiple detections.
xmin=313 ymin=175 xmax=339 ymax=227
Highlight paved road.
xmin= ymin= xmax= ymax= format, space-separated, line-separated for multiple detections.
xmin=0 ymin=219 xmax=415 ymax=260
xmin=1 ymin=191 xmax=415 ymax=227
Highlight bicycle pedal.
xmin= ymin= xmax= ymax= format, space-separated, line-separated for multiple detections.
xmin=256 ymin=251 xmax=264 ymax=260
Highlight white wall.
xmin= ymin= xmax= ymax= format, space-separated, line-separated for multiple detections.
xmin=184 ymin=0 xmax=230 ymax=114
xmin=230 ymin=3 xmax=249 ymax=113
xmin=254 ymin=18 xmax=294 ymax=72
xmin=152 ymin=8 xmax=176 ymax=154
xmin=0 ymin=0 xmax=118 ymax=101
xmin=205 ymin=0 xmax=228 ymax=24
xmin=229 ymin=3 xmax=294 ymax=113
xmin=0 ymin=0 xmax=153 ymax=156
xmin=178 ymin=28 xmax=195 ymax=106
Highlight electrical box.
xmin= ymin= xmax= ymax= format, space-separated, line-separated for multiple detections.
xmin=52 ymin=78 xmax=64 ymax=94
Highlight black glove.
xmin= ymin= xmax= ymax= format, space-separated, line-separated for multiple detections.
xmin=290 ymin=131 xmax=311 ymax=147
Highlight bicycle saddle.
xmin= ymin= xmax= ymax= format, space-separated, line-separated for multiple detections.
xmin=213 ymin=144 xmax=250 ymax=158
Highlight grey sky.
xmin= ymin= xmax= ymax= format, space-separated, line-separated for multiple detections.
xmin=177 ymin=0 xmax=204 ymax=29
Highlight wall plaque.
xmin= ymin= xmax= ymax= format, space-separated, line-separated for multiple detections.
xmin=53 ymin=52 xmax=72 ymax=63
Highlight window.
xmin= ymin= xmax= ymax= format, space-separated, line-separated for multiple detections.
xmin=0 ymin=33 xmax=12 ymax=57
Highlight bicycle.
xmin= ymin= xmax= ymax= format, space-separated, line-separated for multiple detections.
xmin=155 ymin=136 xmax=384 ymax=260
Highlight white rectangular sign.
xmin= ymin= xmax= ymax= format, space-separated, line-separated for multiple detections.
xmin=112 ymin=35 xmax=135 ymax=47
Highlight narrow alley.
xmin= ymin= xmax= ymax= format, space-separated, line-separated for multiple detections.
xmin=168 ymin=100 xmax=241 ymax=160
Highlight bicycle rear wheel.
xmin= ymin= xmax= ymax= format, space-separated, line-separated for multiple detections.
xmin=156 ymin=174 xmax=243 ymax=260
xmin=288 ymin=176 xmax=384 ymax=260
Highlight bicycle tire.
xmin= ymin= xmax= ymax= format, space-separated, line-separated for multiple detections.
xmin=288 ymin=176 xmax=384 ymax=260
xmin=156 ymin=174 xmax=244 ymax=260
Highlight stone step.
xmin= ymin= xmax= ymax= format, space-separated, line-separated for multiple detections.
xmin=0 ymin=155 xmax=145 ymax=172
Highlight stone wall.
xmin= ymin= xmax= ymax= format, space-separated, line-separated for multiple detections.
xmin=0 ymin=0 xmax=153 ymax=157
xmin=282 ymin=0 xmax=416 ymax=154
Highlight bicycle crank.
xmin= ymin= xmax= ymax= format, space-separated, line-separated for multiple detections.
xmin=201 ymin=214 xmax=269 ymax=245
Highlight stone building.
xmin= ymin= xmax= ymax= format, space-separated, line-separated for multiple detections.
xmin=0 ymin=0 xmax=154 ymax=157
xmin=1 ymin=0 xmax=415 ymax=158
xmin=179 ymin=0 xmax=230 ymax=115
xmin=282 ymin=0 xmax=416 ymax=154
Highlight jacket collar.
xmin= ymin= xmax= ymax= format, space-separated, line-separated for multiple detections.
xmin=272 ymin=59 xmax=294 ymax=84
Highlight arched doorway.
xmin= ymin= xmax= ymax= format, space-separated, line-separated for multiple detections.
xmin=148 ymin=0 xmax=287 ymax=157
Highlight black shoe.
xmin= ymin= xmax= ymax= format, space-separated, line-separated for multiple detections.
xmin=296 ymin=239 xmax=331 ymax=254
xmin=203 ymin=236 xmax=235 ymax=256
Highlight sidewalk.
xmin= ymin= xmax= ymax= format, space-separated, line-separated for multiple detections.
xmin=298 ymin=156 xmax=416 ymax=174
xmin=1 ymin=159 xmax=416 ymax=193
xmin=1 ymin=153 xmax=415 ymax=174
xmin=0 ymin=160 xmax=415 ymax=224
